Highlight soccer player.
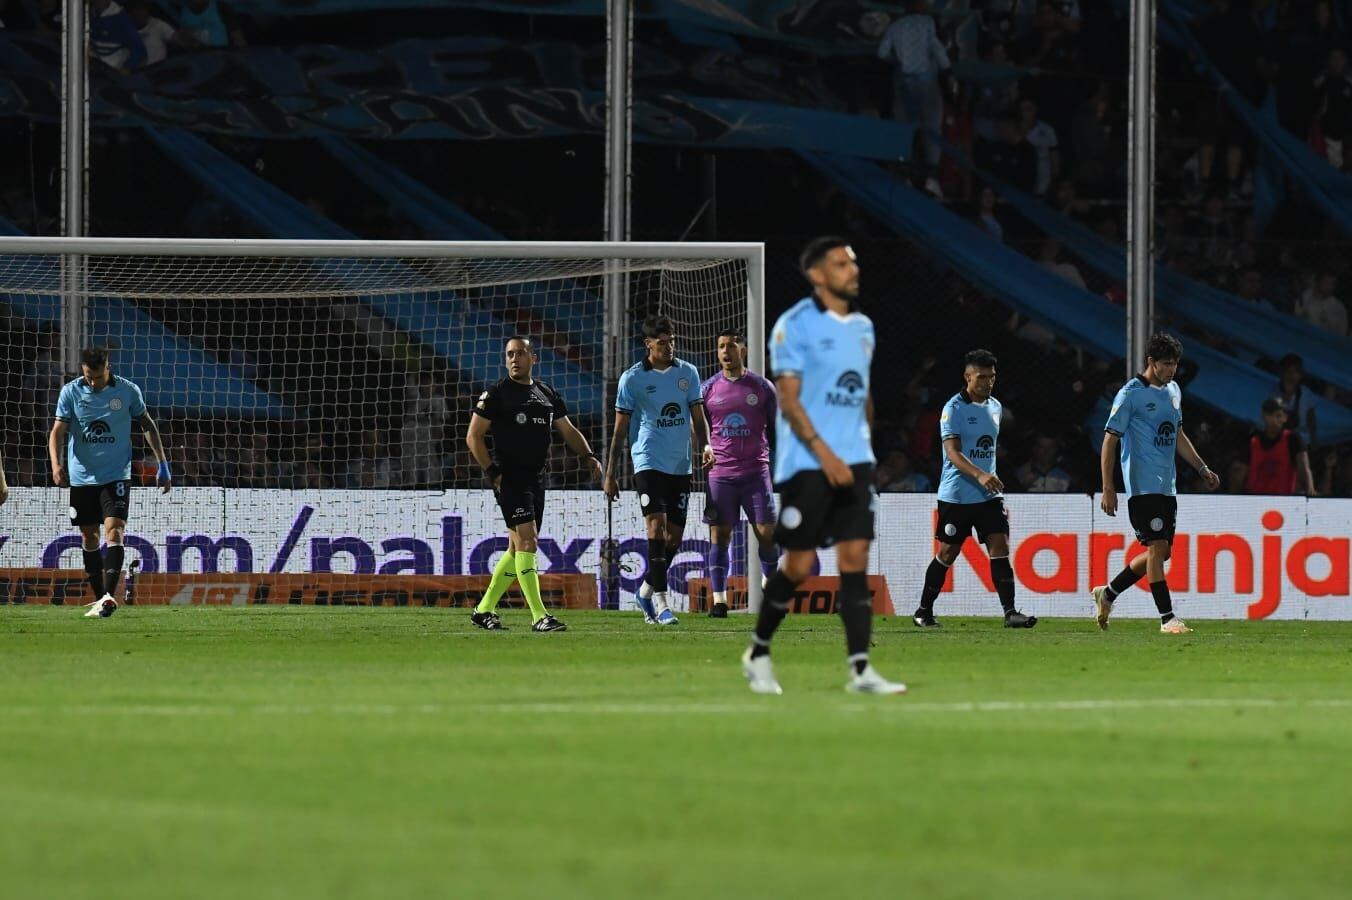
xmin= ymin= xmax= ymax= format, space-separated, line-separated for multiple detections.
xmin=603 ymin=315 xmax=711 ymax=625
xmin=48 ymin=348 xmax=171 ymax=618
xmin=702 ymin=329 xmax=779 ymax=618
xmin=741 ymin=237 xmax=906 ymax=695
xmin=913 ymin=350 xmax=1037 ymax=629
xmin=466 ymin=335 xmax=604 ymax=632
xmin=1092 ymin=333 xmax=1219 ymax=634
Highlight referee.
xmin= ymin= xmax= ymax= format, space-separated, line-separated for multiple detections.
xmin=465 ymin=335 xmax=604 ymax=632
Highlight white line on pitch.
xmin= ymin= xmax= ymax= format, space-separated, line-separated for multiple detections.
xmin=3 ymin=697 xmax=1352 ymax=717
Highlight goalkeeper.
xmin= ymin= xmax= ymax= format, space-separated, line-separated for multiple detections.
xmin=466 ymin=335 xmax=604 ymax=632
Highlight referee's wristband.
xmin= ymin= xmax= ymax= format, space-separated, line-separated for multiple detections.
xmin=486 ymin=464 xmax=501 ymax=482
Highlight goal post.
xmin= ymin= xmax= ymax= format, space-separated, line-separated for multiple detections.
xmin=0 ymin=237 xmax=765 ymax=613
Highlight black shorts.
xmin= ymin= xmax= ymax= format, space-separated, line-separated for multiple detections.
xmin=774 ymin=463 xmax=876 ymax=550
xmin=69 ymin=480 xmax=131 ymax=527
xmin=495 ymin=471 xmax=544 ymax=530
xmin=935 ymin=498 xmax=1010 ymax=545
xmin=633 ymin=470 xmax=691 ymax=527
xmin=1128 ymin=494 xmax=1178 ymax=546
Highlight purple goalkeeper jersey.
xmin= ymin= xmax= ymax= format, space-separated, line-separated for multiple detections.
xmin=702 ymin=369 xmax=776 ymax=479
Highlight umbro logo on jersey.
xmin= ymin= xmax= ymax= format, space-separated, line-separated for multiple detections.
xmin=819 ymin=338 xmax=835 ymax=350
xmin=1154 ymin=421 xmax=1176 ymax=448
xmin=645 ymin=385 xmax=657 ymax=393
xmin=967 ymin=416 xmax=977 ymax=424
xmin=1145 ymin=401 xmax=1157 ymax=412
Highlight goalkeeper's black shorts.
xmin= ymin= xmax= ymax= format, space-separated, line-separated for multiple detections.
xmin=495 ymin=470 xmax=545 ymax=531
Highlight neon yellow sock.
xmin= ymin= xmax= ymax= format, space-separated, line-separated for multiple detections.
xmin=476 ymin=550 xmax=516 ymax=613
xmin=515 ymin=551 xmax=548 ymax=622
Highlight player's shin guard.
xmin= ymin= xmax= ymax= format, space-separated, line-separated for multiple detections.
xmin=838 ymin=571 xmax=872 ymax=675
xmin=706 ymin=543 xmax=729 ymax=594
xmin=751 ymin=570 xmax=797 ymax=658
xmin=515 ymin=552 xmax=548 ymax=623
xmin=990 ymin=556 xmax=1016 ymax=613
xmin=918 ymin=556 xmax=949 ymax=612
xmin=81 ymin=547 xmax=106 ymax=600
xmin=477 ymin=550 xmax=516 ymax=613
xmin=1150 ymin=580 xmax=1175 ymax=624
xmin=645 ymin=539 xmax=669 ymax=593
xmin=102 ymin=543 xmax=125 ymax=599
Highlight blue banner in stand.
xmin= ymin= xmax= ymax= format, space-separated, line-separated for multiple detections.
xmin=0 ymin=33 xmax=913 ymax=158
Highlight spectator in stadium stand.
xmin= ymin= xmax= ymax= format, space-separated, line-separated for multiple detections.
xmin=1273 ymin=353 xmax=1318 ymax=448
xmin=1313 ymin=48 xmax=1352 ymax=170
xmin=400 ymin=374 xmax=452 ymax=489
xmin=341 ymin=428 xmax=396 ymax=490
xmin=1015 ymin=432 xmax=1074 ymax=492
xmin=877 ymin=450 xmax=932 ymax=492
xmin=976 ymin=186 xmax=1004 ymax=242
xmin=1017 ymin=97 xmax=1060 ymax=196
xmin=174 ymin=0 xmax=241 ymax=47
xmin=127 ymin=1 xmax=199 ymax=67
xmin=1246 ymin=396 xmax=1317 ymax=496
xmin=1295 ymin=271 xmax=1348 ymax=337
xmin=975 ymin=115 xmax=1038 ymax=193
xmin=1316 ymin=447 xmax=1349 ymax=497
xmin=1234 ymin=268 xmax=1274 ymax=310
xmin=1070 ymin=84 xmax=1117 ymax=194
xmin=89 ymin=0 xmax=146 ymax=73
xmin=877 ymin=0 xmax=951 ymax=170
xmin=236 ymin=430 xmax=273 ymax=489
xmin=1037 ymin=238 xmax=1086 ymax=289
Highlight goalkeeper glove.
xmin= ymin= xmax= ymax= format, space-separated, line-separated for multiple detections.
xmin=157 ymin=461 xmax=173 ymax=488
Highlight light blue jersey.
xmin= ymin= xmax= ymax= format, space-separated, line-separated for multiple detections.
xmin=938 ymin=391 xmax=1003 ymax=504
xmin=1104 ymin=375 xmax=1183 ymax=497
xmin=769 ymin=295 xmax=876 ymax=484
xmin=615 ymin=357 xmax=703 ymax=475
xmin=54 ymin=375 xmax=147 ymax=486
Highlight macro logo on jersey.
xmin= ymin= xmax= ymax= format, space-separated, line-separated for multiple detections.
xmin=81 ymin=420 xmax=116 ymax=444
xmin=1154 ymin=421 xmax=1177 ymax=448
xmin=826 ymin=370 xmax=867 ymax=408
xmin=657 ymin=402 xmax=685 ymax=428
xmin=970 ymin=434 xmax=996 ymax=460
xmin=718 ymin=412 xmax=751 ymax=439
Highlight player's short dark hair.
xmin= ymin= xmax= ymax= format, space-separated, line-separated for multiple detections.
xmin=964 ymin=349 xmax=998 ymax=369
xmin=799 ymin=236 xmax=851 ymax=275
xmin=1260 ymin=396 xmax=1284 ymax=415
xmin=1278 ymin=353 xmax=1303 ymax=371
xmin=717 ymin=329 xmax=746 ymax=345
xmin=80 ymin=347 xmax=109 ymax=369
xmin=504 ymin=334 xmax=534 ymax=351
xmin=1146 ymin=332 xmax=1183 ymax=362
xmin=642 ymin=315 xmax=675 ymax=339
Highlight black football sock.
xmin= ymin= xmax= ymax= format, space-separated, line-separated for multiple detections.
xmin=82 ymin=548 xmax=106 ymax=600
xmin=990 ymin=556 xmax=1016 ymax=613
xmin=751 ymin=570 xmax=796 ymax=658
xmin=1150 ymin=580 xmax=1175 ymax=624
xmin=918 ymin=556 xmax=949 ymax=613
xmin=644 ymin=538 xmax=668 ymax=593
xmin=103 ymin=543 xmax=126 ymax=599
xmin=838 ymin=571 xmax=872 ymax=675
xmin=1106 ymin=565 xmax=1138 ymax=600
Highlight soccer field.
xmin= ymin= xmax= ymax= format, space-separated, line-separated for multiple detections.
xmin=2 ymin=609 xmax=1350 ymax=900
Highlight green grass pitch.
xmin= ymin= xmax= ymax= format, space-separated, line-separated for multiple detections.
xmin=3 ymin=608 xmax=1351 ymax=900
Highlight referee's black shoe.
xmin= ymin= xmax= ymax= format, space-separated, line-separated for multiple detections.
xmin=912 ymin=608 xmax=940 ymax=628
xmin=470 ymin=610 xmax=504 ymax=630
xmin=1004 ymin=610 xmax=1038 ymax=628
xmin=709 ymin=602 xmax=729 ymax=618
xmin=531 ymin=615 xmax=567 ymax=633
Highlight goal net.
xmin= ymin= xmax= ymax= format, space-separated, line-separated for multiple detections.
xmin=0 ymin=239 xmax=762 ymax=610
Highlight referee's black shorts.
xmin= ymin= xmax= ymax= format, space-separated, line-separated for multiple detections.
xmin=69 ymin=480 xmax=131 ymax=527
xmin=495 ymin=470 xmax=545 ymax=531
xmin=774 ymin=463 xmax=876 ymax=550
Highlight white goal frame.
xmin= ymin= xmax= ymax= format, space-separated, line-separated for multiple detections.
xmin=0 ymin=236 xmax=767 ymax=612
